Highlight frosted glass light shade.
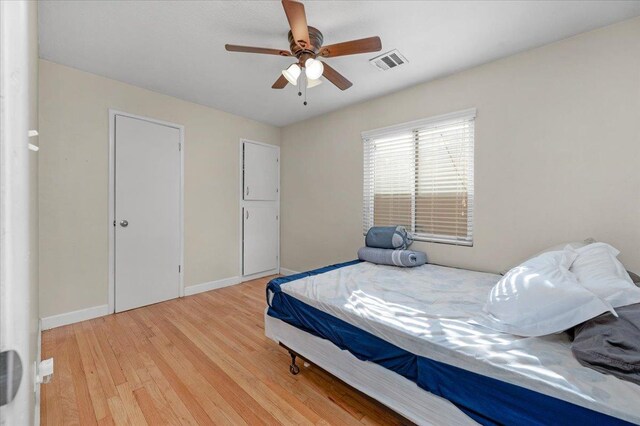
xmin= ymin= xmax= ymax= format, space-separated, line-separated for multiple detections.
xmin=305 ymin=58 xmax=324 ymax=80
xmin=307 ymin=78 xmax=322 ymax=88
xmin=282 ymin=63 xmax=301 ymax=85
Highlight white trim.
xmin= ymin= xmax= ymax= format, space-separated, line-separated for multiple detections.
xmin=41 ymin=305 xmax=110 ymax=331
xmin=279 ymin=268 xmax=300 ymax=276
xmin=361 ymin=108 xmax=477 ymax=140
xmin=242 ymin=268 xmax=279 ymax=282
xmin=1 ymin=2 xmax=38 ymax=423
xmin=184 ymin=276 xmax=241 ymax=296
xmin=238 ymin=138 xmax=281 ymax=281
xmin=34 ymin=320 xmax=42 ymax=426
xmin=108 ymin=109 xmax=185 ymax=314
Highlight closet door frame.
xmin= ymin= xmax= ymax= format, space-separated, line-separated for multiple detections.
xmin=108 ymin=109 xmax=185 ymax=314
xmin=238 ymin=138 xmax=280 ymax=281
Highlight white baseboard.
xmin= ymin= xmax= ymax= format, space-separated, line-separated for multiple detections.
xmin=41 ymin=304 xmax=110 ymax=330
xmin=41 ymin=275 xmax=249 ymax=329
xmin=241 ymin=268 xmax=279 ymax=282
xmin=279 ymin=268 xmax=300 ymax=276
xmin=184 ymin=276 xmax=241 ymax=296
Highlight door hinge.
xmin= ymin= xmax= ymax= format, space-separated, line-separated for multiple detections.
xmin=179 ymin=265 xmax=181 ymax=273
xmin=276 ymin=215 xmax=279 ymax=220
xmin=178 ymin=143 xmax=181 ymax=151
xmin=113 ymin=220 xmax=116 ymax=226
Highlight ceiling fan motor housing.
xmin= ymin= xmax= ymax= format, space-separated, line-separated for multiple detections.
xmin=289 ymin=26 xmax=323 ymax=65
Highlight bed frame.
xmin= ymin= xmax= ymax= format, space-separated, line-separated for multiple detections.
xmin=265 ymin=311 xmax=477 ymax=425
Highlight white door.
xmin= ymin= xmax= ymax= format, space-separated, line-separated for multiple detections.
xmin=1 ymin=1 xmax=39 ymax=424
xmin=244 ymin=142 xmax=278 ymax=201
xmin=241 ymin=140 xmax=279 ymax=276
xmin=243 ymin=206 xmax=279 ymax=275
xmin=115 ymin=115 xmax=181 ymax=312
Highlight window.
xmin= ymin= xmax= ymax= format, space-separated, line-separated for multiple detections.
xmin=362 ymin=109 xmax=475 ymax=246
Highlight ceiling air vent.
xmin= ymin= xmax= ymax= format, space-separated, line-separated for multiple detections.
xmin=369 ymin=49 xmax=408 ymax=71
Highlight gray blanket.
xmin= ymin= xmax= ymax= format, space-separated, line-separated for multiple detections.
xmin=571 ymin=303 xmax=640 ymax=385
xmin=358 ymin=246 xmax=427 ymax=267
xmin=365 ymin=226 xmax=413 ymax=250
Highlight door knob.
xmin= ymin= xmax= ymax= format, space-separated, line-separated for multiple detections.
xmin=120 ymin=220 xmax=128 ymax=227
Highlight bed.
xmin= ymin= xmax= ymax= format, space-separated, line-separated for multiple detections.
xmin=265 ymin=260 xmax=640 ymax=425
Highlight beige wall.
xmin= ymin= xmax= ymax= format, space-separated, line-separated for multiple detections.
xmin=280 ymin=17 xmax=640 ymax=274
xmin=39 ymin=60 xmax=280 ymax=318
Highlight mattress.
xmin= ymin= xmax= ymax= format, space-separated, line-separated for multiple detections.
xmin=267 ymin=261 xmax=640 ymax=425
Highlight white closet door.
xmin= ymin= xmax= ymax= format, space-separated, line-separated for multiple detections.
xmin=243 ymin=206 xmax=278 ymax=275
xmin=115 ymin=115 xmax=181 ymax=312
xmin=244 ymin=142 xmax=278 ymax=201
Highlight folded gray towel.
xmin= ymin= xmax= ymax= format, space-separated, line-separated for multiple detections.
xmin=358 ymin=247 xmax=427 ymax=267
xmin=365 ymin=226 xmax=413 ymax=250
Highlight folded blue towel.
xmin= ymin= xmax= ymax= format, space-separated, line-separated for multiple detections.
xmin=365 ymin=226 xmax=413 ymax=250
xmin=358 ymin=247 xmax=427 ymax=267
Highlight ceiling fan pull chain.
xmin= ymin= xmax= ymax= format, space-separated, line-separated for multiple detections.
xmin=303 ymin=74 xmax=308 ymax=106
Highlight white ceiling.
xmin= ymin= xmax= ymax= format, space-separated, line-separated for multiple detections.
xmin=39 ymin=1 xmax=640 ymax=127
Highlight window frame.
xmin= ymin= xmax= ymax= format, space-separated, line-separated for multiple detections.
xmin=362 ymin=108 xmax=476 ymax=246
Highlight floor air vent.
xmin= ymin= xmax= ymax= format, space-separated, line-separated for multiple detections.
xmin=369 ymin=49 xmax=408 ymax=71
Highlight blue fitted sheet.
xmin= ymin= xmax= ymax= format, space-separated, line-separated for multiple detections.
xmin=266 ymin=261 xmax=634 ymax=426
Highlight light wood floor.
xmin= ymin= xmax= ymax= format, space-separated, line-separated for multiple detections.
xmin=41 ymin=276 xmax=410 ymax=425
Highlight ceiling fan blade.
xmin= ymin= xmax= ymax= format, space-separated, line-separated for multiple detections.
xmin=319 ymin=36 xmax=382 ymax=58
xmin=225 ymin=44 xmax=291 ymax=56
xmin=281 ymin=0 xmax=311 ymax=49
xmin=272 ymin=74 xmax=289 ymax=89
xmin=322 ymin=62 xmax=352 ymax=91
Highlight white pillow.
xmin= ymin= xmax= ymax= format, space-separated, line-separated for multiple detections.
xmin=569 ymin=243 xmax=640 ymax=308
xmin=483 ymin=251 xmax=615 ymax=337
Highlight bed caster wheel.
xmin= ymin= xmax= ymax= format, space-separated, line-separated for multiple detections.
xmin=288 ymin=350 xmax=300 ymax=375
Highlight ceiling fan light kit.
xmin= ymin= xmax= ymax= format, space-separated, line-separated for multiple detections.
xmin=225 ymin=0 xmax=383 ymax=105
xmin=307 ymin=77 xmax=322 ymax=89
xmin=304 ymin=58 xmax=324 ymax=80
xmin=283 ymin=63 xmax=301 ymax=85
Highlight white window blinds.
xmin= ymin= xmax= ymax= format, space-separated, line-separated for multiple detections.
xmin=362 ymin=109 xmax=475 ymax=246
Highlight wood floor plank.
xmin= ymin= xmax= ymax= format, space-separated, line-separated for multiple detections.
xmin=146 ymin=334 xmax=238 ymax=425
xmin=67 ymin=329 xmax=99 ymax=425
xmin=106 ymin=395 xmax=131 ymax=426
xmin=116 ymin=382 xmax=149 ymax=426
xmin=142 ymin=341 xmax=215 ymax=425
xmin=164 ymin=300 xmax=324 ymax=425
xmin=132 ymin=386 xmax=166 ymax=425
xmin=41 ymin=276 xmax=410 ymax=425
xmin=154 ymin=304 xmax=282 ymax=424
xmin=72 ymin=323 xmax=111 ymax=421
xmin=98 ymin=316 xmax=145 ymax=390
xmin=89 ymin=318 xmax=127 ymax=387
xmin=147 ymin=306 xmax=279 ymax=426
xmin=137 ymin=376 xmax=184 ymax=426
xmin=137 ymin=350 xmax=200 ymax=425
xmin=55 ymin=327 xmax=82 ymax=426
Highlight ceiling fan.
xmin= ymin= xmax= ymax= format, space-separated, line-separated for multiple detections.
xmin=225 ymin=0 xmax=382 ymax=91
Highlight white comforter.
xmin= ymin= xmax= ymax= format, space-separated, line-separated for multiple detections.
xmin=280 ymin=262 xmax=640 ymax=423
